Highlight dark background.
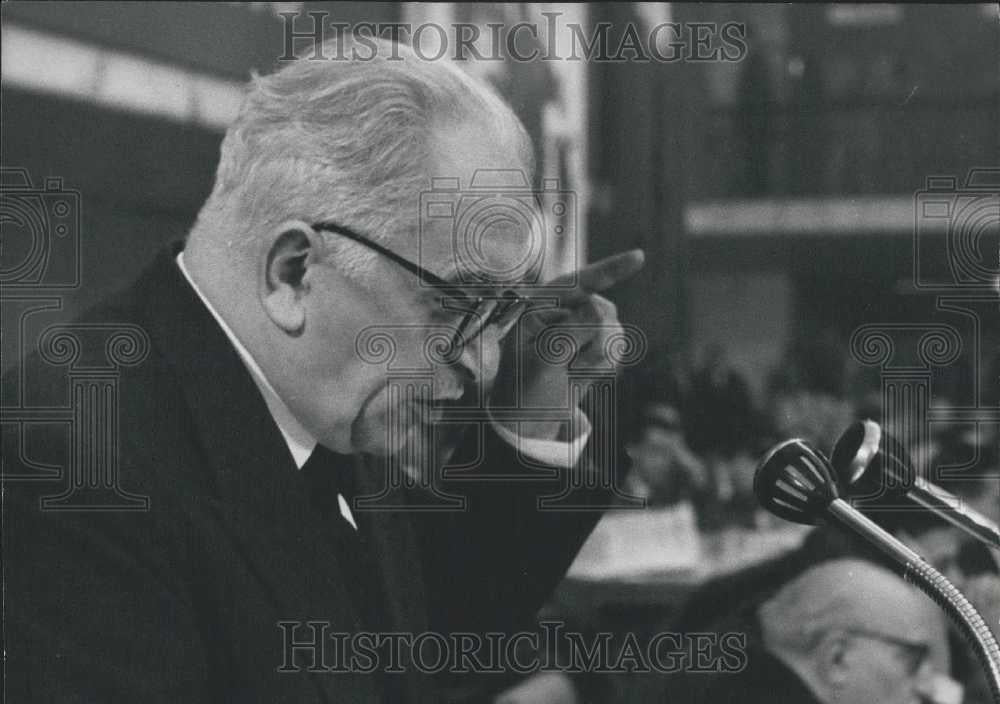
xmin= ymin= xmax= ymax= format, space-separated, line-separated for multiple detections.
xmin=3 ymin=2 xmax=996 ymax=391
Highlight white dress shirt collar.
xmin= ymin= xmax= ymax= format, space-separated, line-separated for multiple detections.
xmin=176 ymin=251 xmax=316 ymax=469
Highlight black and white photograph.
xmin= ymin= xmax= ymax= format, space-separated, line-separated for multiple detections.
xmin=2 ymin=3 xmax=998 ymax=702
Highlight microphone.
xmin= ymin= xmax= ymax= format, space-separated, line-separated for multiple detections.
xmin=754 ymin=438 xmax=1000 ymax=698
xmin=831 ymin=420 xmax=1000 ymax=550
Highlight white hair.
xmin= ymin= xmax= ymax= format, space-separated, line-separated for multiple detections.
xmin=190 ymin=37 xmax=533 ymax=272
xmin=757 ymin=558 xmax=928 ymax=656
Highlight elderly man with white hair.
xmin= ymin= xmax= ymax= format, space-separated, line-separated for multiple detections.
xmin=4 ymin=38 xmax=643 ymax=703
xmin=702 ymin=558 xmax=960 ymax=704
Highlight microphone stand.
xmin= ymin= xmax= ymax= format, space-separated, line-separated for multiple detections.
xmin=907 ymin=476 xmax=1000 ymax=551
xmin=832 ymin=419 xmax=1000 ymax=551
xmin=755 ymin=438 xmax=1000 ymax=701
xmin=828 ymin=497 xmax=1000 ymax=701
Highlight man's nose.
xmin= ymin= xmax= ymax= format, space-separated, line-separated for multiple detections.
xmin=913 ymin=666 xmax=959 ymax=704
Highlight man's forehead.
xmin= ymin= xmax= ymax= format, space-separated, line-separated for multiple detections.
xmin=384 ymin=120 xmax=539 ymax=288
xmin=789 ymin=560 xmax=942 ymax=644
xmin=430 ymin=121 xmax=527 ymax=176
xmin=845 ymin=586 xmax=940 ymax=644
xmin=421 ymin=137 xmax=541 ymax=285
xmin=419 ymin=226 xmax=543 ymax=290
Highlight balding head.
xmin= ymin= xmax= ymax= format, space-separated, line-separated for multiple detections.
xmin=180 ymin=38 xmax=539 ymax=456
xmin=759 ymin=559 xmax=948 ymax=704
xmin=188 ymin=36 xmax=532 ymax=277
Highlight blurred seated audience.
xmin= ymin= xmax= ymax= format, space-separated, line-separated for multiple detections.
xmin=686 ymin=344 xmax=758 ymax=458
xmin=699 ymin=559 xmax=957 ymax=704
xmin=624 ymin=404 xmax=707 ymax=506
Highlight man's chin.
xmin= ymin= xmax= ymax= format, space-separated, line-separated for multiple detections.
xmin=350 ymin=418 xmax=414 ymax=457
xmin=350 ymin=394 xmax=465 ymax=460
xmin=350 ymin=389 xmax=429 ymax=457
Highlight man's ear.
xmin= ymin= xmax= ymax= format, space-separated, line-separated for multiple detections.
xmin=261 ymin=221 xmax=324 ymax=336
xmin=815 ymin=631 xmax=853 ymax=689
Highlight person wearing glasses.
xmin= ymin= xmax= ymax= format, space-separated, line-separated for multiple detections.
xmin=702 ymin=559 xmax=959 ymax=704
xmin=4 ymin=37 xmax=643 ymax=703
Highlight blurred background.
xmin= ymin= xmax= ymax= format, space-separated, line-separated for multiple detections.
xmin=2 ymin=3 xmax=998 ymax=703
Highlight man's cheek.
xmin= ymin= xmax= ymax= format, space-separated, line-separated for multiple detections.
xmin=478 ymin=335 xmax=504 ymax=387
xmin=351 ymin=394 xmax=391 ymax=455
xmin=481 ymin=356 xmax=500 ymax=391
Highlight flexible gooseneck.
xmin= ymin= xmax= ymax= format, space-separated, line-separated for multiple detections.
xmin=755 ymin=439 xmax=1000 ymax=702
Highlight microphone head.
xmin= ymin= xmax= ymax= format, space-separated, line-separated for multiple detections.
xmin=831 ymin=420 xmax=914 ymax=497
xmin=754 ymin=439 xmax=841 ymax=525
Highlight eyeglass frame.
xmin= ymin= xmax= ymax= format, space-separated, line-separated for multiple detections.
xmin=844 ymin=628 xmax=932 ymax=676
xmin=311 ymin=221 xmax=530 ymax=354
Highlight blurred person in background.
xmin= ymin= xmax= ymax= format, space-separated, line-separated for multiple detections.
xmin=624 ymin=403 xmax=708 ymax=506
xmin=684 ymin=345 xmax=766 ymax=529
xmin=699 ymin=559 xmax=956 ymax=704
xmin=664 ymin=463 xmax=996 ymax=702
xmin=686 ymin=343 xmax=757 ymax=458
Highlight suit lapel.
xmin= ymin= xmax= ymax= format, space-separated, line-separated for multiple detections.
xmin=352 ymin=458 xmax=431 ymax=699
xmin=134 ymin=245 xmax=366 ymax=701
xmin=352 ymin=461 xmax=429 ymax=636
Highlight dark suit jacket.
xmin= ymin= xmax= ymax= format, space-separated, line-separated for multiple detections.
xmin=3 ymin=245 xmax=606 ymax=703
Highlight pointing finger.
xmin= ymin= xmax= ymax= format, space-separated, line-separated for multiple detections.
xmin=540 ymin=249 xmax=645 ymax=302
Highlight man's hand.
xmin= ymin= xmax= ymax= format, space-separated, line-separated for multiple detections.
xmin=489 ymin=249 xmax=645 ymax=440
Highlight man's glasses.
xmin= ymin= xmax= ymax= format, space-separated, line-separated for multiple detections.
xmin=846 ymin=628 xmax=931 ymax=676
xmin=312 ymin=222 xmax=529 ymax=354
